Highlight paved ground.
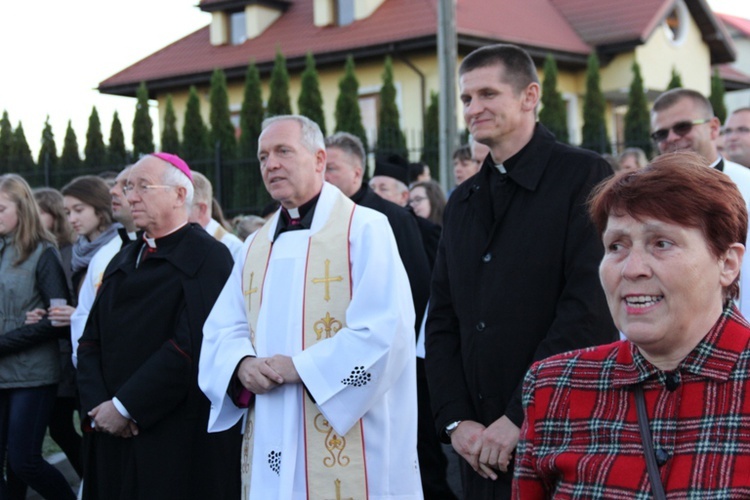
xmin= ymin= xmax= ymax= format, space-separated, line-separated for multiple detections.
xmin=26 ymin=453 xmax=81 ymax=500
xmin=27 ymin=448 xmax=461 ymax=499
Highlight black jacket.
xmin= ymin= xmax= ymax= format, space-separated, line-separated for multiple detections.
xmin=351 ymin=184 xmax=432 ymax=332
xmin=425 ymin=124 xmax=618 ymax=496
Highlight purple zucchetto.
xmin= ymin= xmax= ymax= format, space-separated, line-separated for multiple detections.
xmin=150 ymin=152 xmax=193 ymax=183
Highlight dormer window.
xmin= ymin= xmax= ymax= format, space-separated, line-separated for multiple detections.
xmin=230 ymin=10 xmax=247 ymax=45
xmin=203 ymin=0 xmax=290 ymax=46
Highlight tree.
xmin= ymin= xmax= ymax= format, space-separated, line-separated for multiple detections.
xmin=182 ymin=85 xmax=210 ymax=164
xmin=539 ymin=54 xmax=569 ymax=143
xmin=11 ymin=123 xmax=35 ymax=171
xmin=297 ymin=52 xmax=326 ymax=135
xmin=335 ymin=56 xmax=368 ymax=153
xmin=238 ymin=61 xmax=265 ymax=209
xmin=209 ymin=68 xmax=237 ymax=186
xmin=421 ymin=91 xmax=439 ymax=180
xmin=0 ymin=111 xmax=12 ymax=172
xmin=161 ymin=94 xmax=180 ymax=154
xmin=133 ymin=81 xmax=155 ymax=159
xmin=376 ymin=56 xmax=408 ymax=158
xmin=267 ymin=49 xmax=292 ymax=117
xmin=667 ymin=67 xmax=683 ymax=90
xmin=84 ymin=107 xmax=107 ymax=168
xmin=624 ymin=61 xmax=652 ymax=157
xmin=108 ymin=112 xmax=128 ymax=167
xmin=59 ymin=120 xmax=82 ymax=185
xmin=710 ymin=68 xmax=727 ymax=124
xmin=581 ymin=52 xmax=611 ymax=153
xmin=38 ymin=116 xmax=58 ymax=171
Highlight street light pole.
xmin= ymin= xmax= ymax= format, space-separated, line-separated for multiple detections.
xmin=437 ymin=0 xmax=458 ymax=192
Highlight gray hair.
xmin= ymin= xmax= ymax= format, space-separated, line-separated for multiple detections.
xmin=260 ymin=115 xmax=325 ymax=155
xmin=159 ymin=159 xmax=195 ymax=207
xmin=325 ymin=132 xmax=366 ymax=168
xmin=191 ymin=171 xmax=213 ymax=206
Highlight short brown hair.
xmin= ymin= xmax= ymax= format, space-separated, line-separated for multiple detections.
xmin=652 ymin=88 xmax=713 ymax=118
xmin=588 ymin=151 xmax=747 ymax=299
xmin=459 ymin=44 xmax=539 ymax=93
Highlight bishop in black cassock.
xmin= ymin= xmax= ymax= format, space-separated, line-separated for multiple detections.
xmin=77 ymin=153 xmax=240 ymax=500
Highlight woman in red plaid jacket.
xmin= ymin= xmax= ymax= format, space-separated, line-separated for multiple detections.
xmin=514 ymin=151 xmax=750 ymax=498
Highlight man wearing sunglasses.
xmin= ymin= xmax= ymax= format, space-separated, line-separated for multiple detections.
xmin=651 ymin=88 xmax=750 ymax=318
xmin=725 ymin=107 xmax=750 ymax=169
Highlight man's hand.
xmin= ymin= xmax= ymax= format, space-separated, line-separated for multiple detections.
xmin=267 ymin=355 xmax=301 ymax=384
xmin=236 ymin=356 xmax=284 ymax=394
xmin=479 ymin=415 xmax=520 ymax=474
xmin=89 ymin=401 xmax=138 ymax=438
xmin=450 ymin=420 xmax=497 ymax=480
xmin=47 ymin=304 xmax=75 ymax=327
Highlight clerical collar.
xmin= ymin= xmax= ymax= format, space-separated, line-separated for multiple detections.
xmin=709 ymin=156 xmax=724 ymax=172
xmin=143 ymin=221 xmax=188 ymax=245
xmin=274 ymin=192 xmax=321 ymax=239
xmin=496 ymin=163 xmax=507 ymax=174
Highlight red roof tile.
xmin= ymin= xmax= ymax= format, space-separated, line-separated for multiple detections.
xmin=717 ymin=12 xmax=750 ymax=38
xmin=98 ymin=0 xmax=732 ymax=95
xmin=550 ymin=0 xmax=671 ymax=46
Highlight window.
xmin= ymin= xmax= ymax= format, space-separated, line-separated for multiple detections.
xmin=337 ymin=0 xmax=355 ymax=26
xmin=662 ymin=0 xmax=688 ymax=46
xmin=359 ymin=92 xmax=380 ymax=148
xmin=230 ymin=10 xmax=247 ymax=45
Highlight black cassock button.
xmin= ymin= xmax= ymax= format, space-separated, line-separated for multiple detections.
xmin=655 ymin=448 xmax=669 ymax=466
xmin=482 ymin=253 xmax=492 ymax=263
xmin=476 ymin=322 xmax=486 ymax=332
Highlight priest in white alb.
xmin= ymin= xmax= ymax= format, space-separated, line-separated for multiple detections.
xmin=199 ymin=115 xmax=423 ymax=500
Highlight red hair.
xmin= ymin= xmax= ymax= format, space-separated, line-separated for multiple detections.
xmin=589 ymin=151 xmax=747 ymax=299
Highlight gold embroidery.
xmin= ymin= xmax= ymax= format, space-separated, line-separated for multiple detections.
xmin=314 ymin=413 xmax=350 ymax=468
xmin=311 ymin=259 xmax=343 ymax=302
xmin=244 ymin=272 xmax=259 ymax=299
xmin=326 ymin=479 xmax=354 ymax=500
xmin=314 ymin=312 xmax=343 ymax=340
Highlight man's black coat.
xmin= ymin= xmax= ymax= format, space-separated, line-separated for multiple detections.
xmin=425 ymin=124 xmax=618 ymax=498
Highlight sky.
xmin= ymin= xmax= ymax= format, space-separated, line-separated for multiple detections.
xmin=1 ymin=0 xmax=749 ymax=159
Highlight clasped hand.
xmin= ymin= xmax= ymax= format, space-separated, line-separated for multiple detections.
xmin=88 ymin=400 xmax=139 ymax=438
xmin=236 ymin=355 xmax=300 ymax=394
xmin=450 ymin=415 xmax=520 ymax=480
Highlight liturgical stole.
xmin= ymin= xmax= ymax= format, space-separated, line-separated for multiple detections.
xmin=241 ymin=193 xmax=369 ymax=499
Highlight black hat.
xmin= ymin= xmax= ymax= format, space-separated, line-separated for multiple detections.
xmin=373 ymin=154 xmax=410 ymax=185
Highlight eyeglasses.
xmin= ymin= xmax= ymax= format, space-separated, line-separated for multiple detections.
xmin=650 ymin=119 xmax=710 ymax=143
xmin=409 ymin=196 xmax=427 ymax=206
xmin=723 ymin=126 xmax=750 ymax=136
xmin=122 ymin=183 xmax=176 ymax=196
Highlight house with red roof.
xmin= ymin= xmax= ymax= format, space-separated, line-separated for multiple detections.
xmin=716 ymin=12 xmax=750 ymax=112
xmin=99 ymin=0 xmax=740 ymax=154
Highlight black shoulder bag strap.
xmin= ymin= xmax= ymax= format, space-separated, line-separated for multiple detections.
xmin=634 ymin=384 xmax=667 ymax=500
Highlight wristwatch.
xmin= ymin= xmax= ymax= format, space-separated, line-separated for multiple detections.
xmin=445 ymin=420 xmax=462 ymax=437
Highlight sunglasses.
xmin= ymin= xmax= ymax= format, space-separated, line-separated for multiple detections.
xmin=651 ymin=119 xmax=710 ymax=143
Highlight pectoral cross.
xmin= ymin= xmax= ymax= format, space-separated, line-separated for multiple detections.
xmin=244 ymin=272 xmax=259 ymax=300
xmin=311 ymin=259 xmax=343 ymax=302
xmin=325 ymin=479 xmax=353 ymax=500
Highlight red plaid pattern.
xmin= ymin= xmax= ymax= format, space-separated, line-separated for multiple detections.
xmin=514 ymin=305 xmax=750 ymax=499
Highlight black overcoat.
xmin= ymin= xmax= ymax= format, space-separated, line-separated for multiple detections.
xmin=77 ymin=224 xmax=240 ymax=500
xmin=425 ymin=124 xmax=618 ymax=498
xmin=351 ymin=184 xmax=432 ymax=331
